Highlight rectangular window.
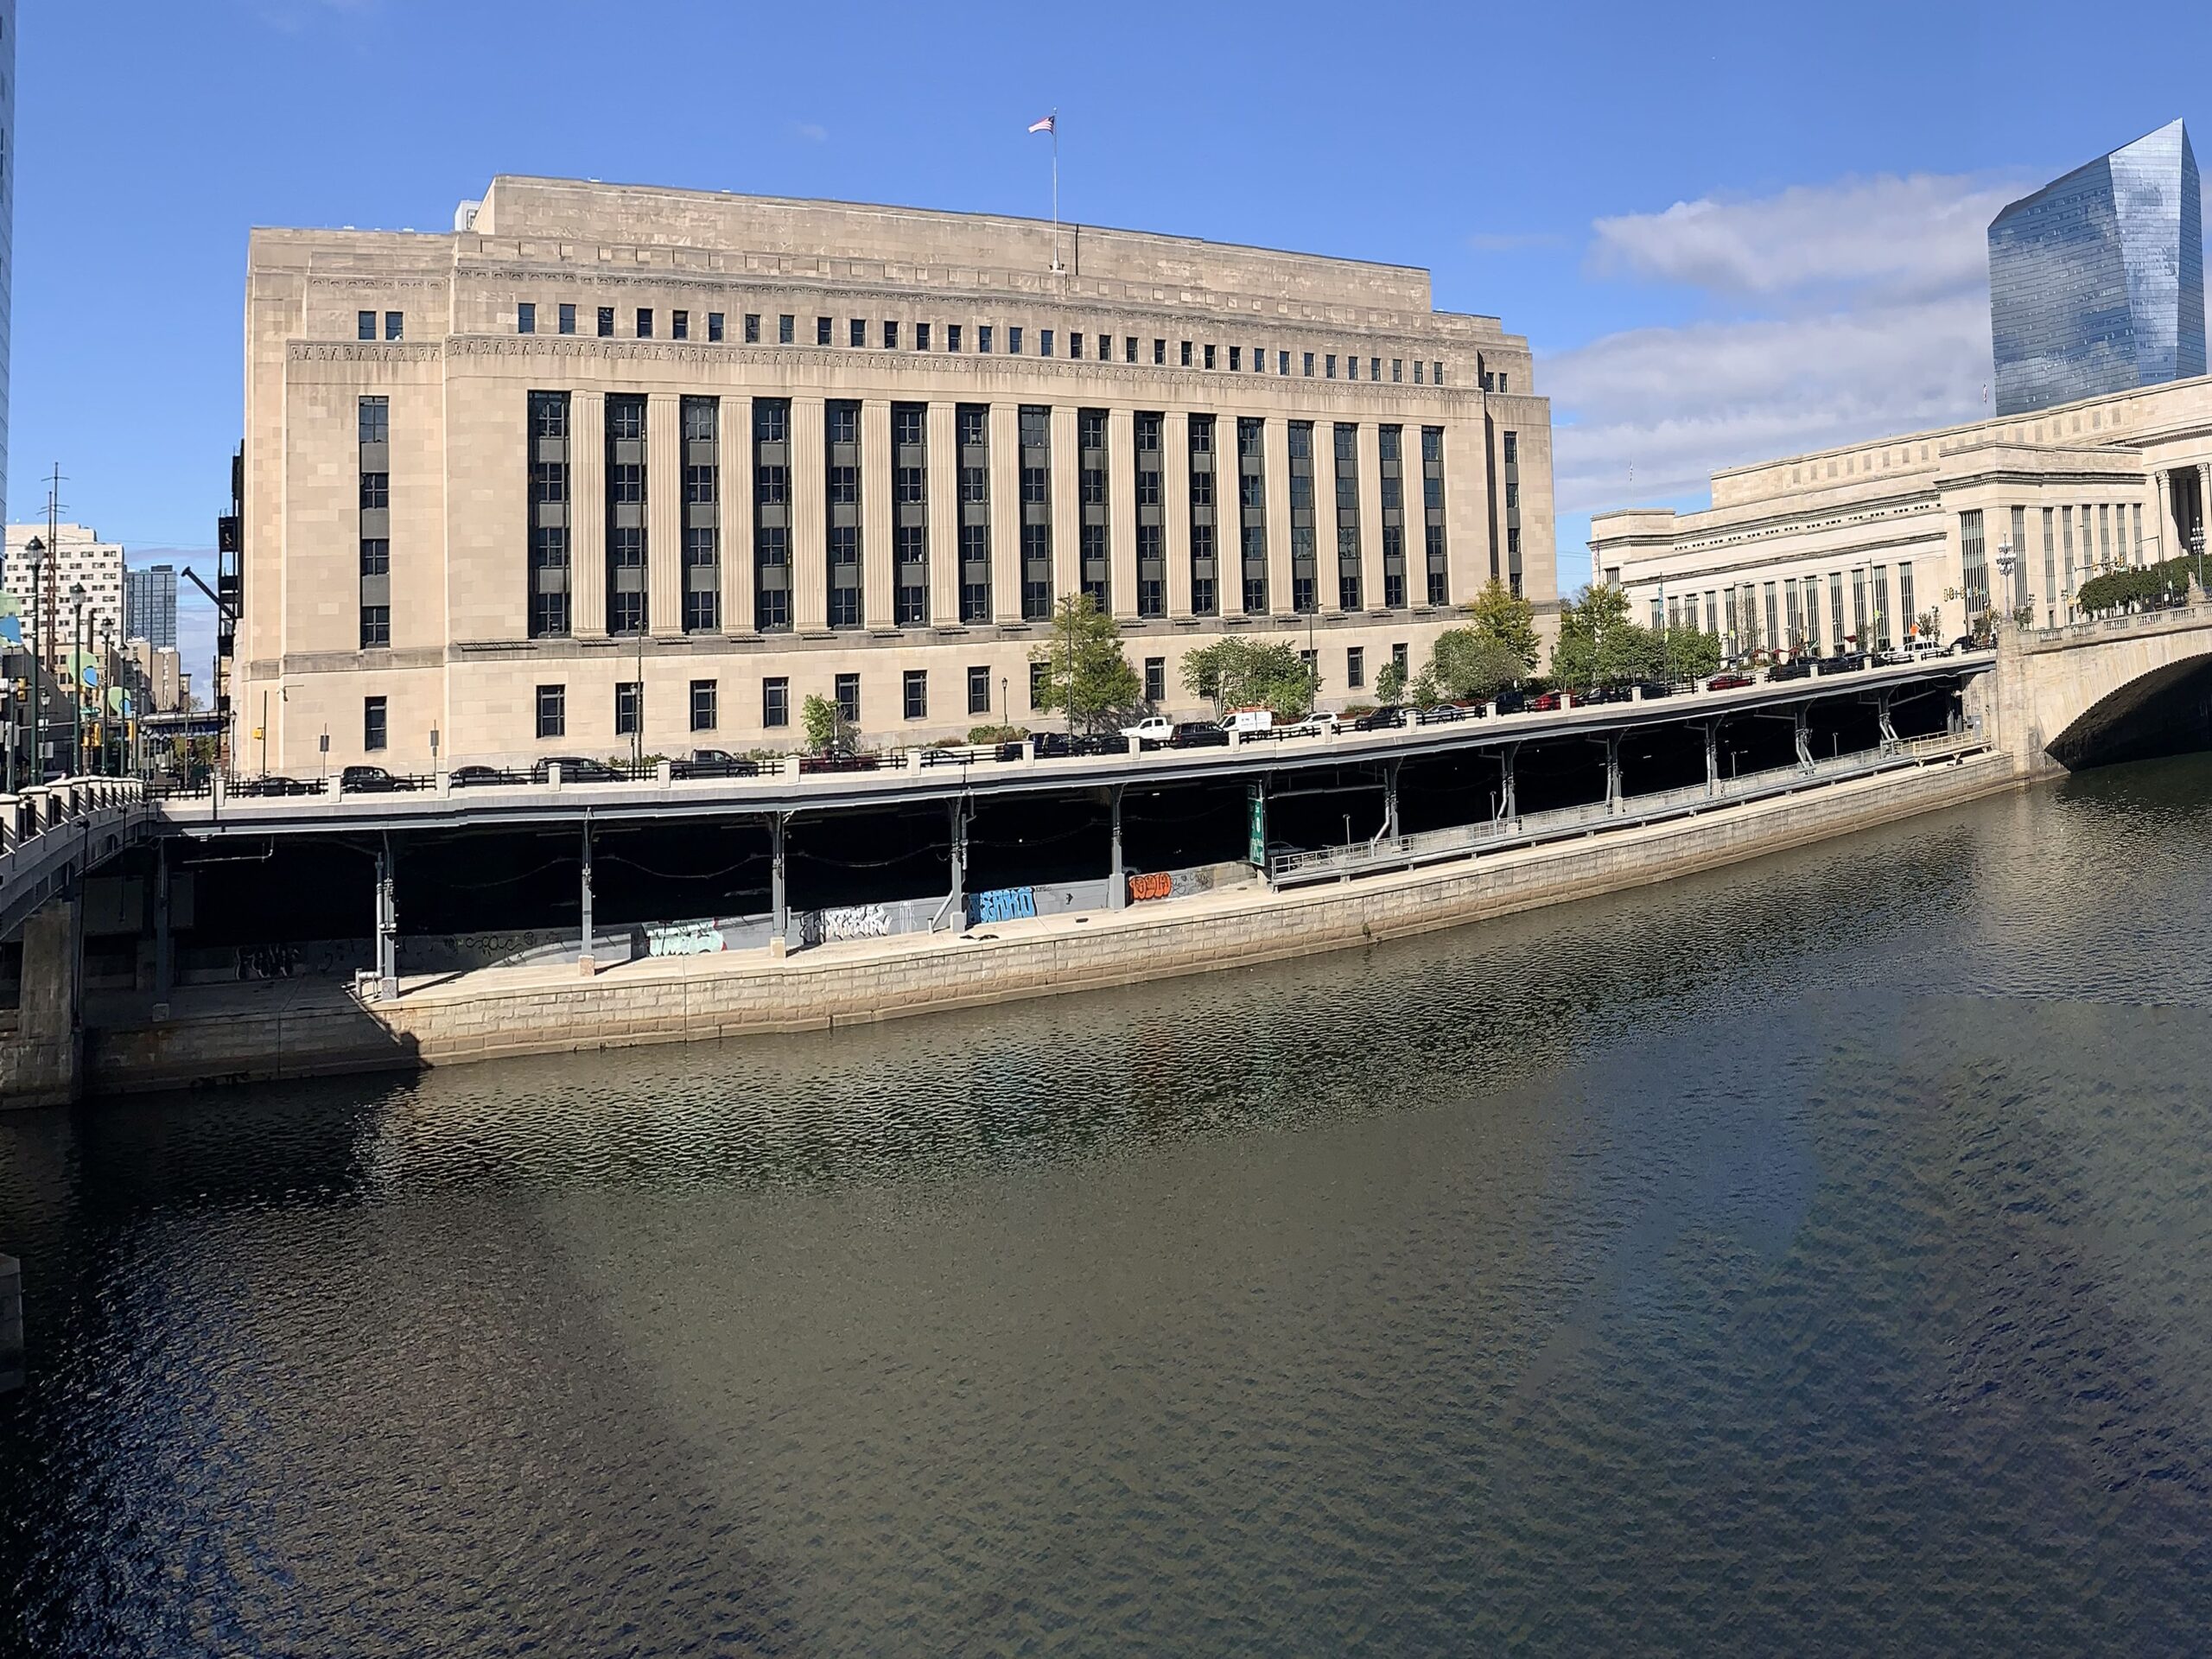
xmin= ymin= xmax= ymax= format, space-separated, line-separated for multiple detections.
xmin=1414 ymin=360 xmax=1424 ymax=384
xmin=1378 ymin=424 xmax=1407 ymax=608
xmin=527 ymin=391 xmax=572 ymax=638
xmin=535 ymin=684 xmax=566 ymax=740
xmin=1325 ymin=353 xmax=1337 ymax=379
xmin=1278 ymin=350 xmax=1290 ymax=376
xmin=1392 ymin=359 xmax=1402 ymax=383
xmin=681 ymin=396 xmax=721 ymax=632
xmin=968 ymin=664 xmax=992 ymax=717
xmin=1039 ymin=329 xmax=1054 ymax=357
xmin=882 ymin=320 xmax=899 ymax=349
xmin=2010 ymin=505 xmax=2030 ymax=612
xmin=672 ymin=310 xmax=689 ymax=340
xmin=1144 ymin=656 xmax=1165 ymax=703
xmin=1071 ymin=332 xmax=1084 ymax=359
xmin=360 ymin=696 xmax=388 ymax=753
xmin=1238 ymin=417 xmax=1268 ymax=614
xmin=1008 ymin=326 xmax=1023 ymax=354
xmin=635 ymin=308 xmax=653 ymax=339
xmin=359 ymin=605 xmax=390 ymax=650
xmin=554 ymin=302 xmax=576 ymax=336
xmin=1392 ymin=642 xmax=1408 ymax=680
xmin=1078 ymin=409 xmax=1110 ymax=612
xmin=1421 ymin=426 xmax=1448 ymax=604
xmin=359 ymin=395 xmax=392 ymax=650
xmin=1333 ymin=423 xmax=1363 ymax=612
xmin=893 ymin=402 xmax=929 ymax=626
xmin=1303 ymin=352 xmax=1315 ymax=377
xmin=1126 ymin=335 xmax=1139 ymax=364
xmin=1346 ymin=646 xmax=1364 ymax=690
xmin=1028 ymin=660 xmax=1049 ymax=710
xmin=763 ymin=677 xmax=790 ymax=728
xmin=903 ymin=669 xmax=928 ymax=721
xmin=708 ymin=312 xmax=724 ymax=342
xmin=979 ymin=324 xmax=995 ymax=353
xmin=1829 ymin=573 xmax=1845 ymax=650
xmin=1204 ymin=344 xmax=1217 ymax=370
xmin=827 ymin=400 xmax=863 ymax=628
xmin=917 ymin=322 xmax=932 ymax=351
xmin=1433 ymin=362 xmax=1445 ymax=385
xmin=835 ymin=672 xmax=861 ymax=725
xmin=1020 ymin=404 xmax=1053 ymax=620
xmin=817 ymin=315 xmax=833 ymax=346
xmin=690 ymin=679 xmax=717 ymax=732
xmin=957 ymin=404 xmax=993 ymax=624
xmin=743 ymin=312 xmax=760 ymax=343
xmin=1960 ymin=509 xmax=1988 ymax=612
xmin=946 ymin=324 xmax=963 ymax=353
xmin=1287 ymin=420 xmax=1318 ymax=614
xmin=778 ymin=314 xmax=795 ymax=344
xmin=356 ymin=309 xmax=375 ymax=341
xmin=753 ymin=397 xmax=792 ymax=632
xmin=1135 ymin=410 xmax=1165 ymax=619
xmin=1153 ymin=338 xmax=1166 ymax=365
xmin=384 ymin=311 xmax=403 ymax=341
xmin=517 ymin=302 xmax=536 ymax=334
xmin=606 ymin=392 xmax=649 ymax=634
xmin=597 ymin=306 xmax=614 ymax=338
xmin=850 ymin=317 xmax=866 ymax=346
xmin=614 ymin=681 xmax=642 ymax=736
xmin=1188 ymin=414 xmax=1219 ymax=617
xmin=1180 ymin=340 xmax=1193 ymax=366
xmin=1900 ymin=562 xmax=1917 ymax=639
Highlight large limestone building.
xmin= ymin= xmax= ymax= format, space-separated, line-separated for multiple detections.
xmin=234 ymin=175 xmax=1555 ymax=772
xmin=1588 ymin=375 xmax=2212 ymax=659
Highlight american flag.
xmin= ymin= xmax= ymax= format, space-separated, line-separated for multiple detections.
xmin=1027 ymin=114 xmax=1055 ymax=135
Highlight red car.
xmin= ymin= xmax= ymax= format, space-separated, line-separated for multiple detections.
xmin=1707 ymin=673 xmax=1755 ymax=690
xmin=1528 ymin=690 xmax=1564 ymax=711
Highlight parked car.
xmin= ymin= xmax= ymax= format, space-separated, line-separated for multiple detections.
xmin=238 ymin=773 xmax=317 ymax=797
xmin=339 ymin=764 xmax=400 ymax=792
xmin=531 ymin=754 xmax=622 ymax=783
xmin=798 ymin=752 xmax=881 ymax=774
xmin=1528 ymin=690 xmax=1565 ymax=711
xmin=1413 ymin=702 xmax=1471 ymax=725
xmin=448 ymin=765 xmax=512 ymax=788
xmin=1493 ymin=690 xmax=1528 ymax=715
xmin=1119 ymin=715 xmax=1176 ymax=747
xmin=1352 ymin=706 xmax=1408 ymax=731
xmin=1584 ymin=684 xmax=1635 ymax=705
xmin=675 ymin=749 xmax=760 ymax=779
xmin=1706 ymin=673 xmax=1755 ymax=691
xmin=1634 ymin=680 xmax=1675 ymax=699
xmin=1767 ymin=660 xmax=1812 ymax=682
xmin=1286 ymin=711 xmax=1341 ymax=736
xmin=1169 ymin=721 xmax=1231 ymax=748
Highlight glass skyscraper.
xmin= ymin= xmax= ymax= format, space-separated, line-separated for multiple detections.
xmin=1988 ymin=119 xmax=2205 ymax=417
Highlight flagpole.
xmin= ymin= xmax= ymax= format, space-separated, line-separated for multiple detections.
xmin=1051 ymin=108 xmax=1061 ymax=285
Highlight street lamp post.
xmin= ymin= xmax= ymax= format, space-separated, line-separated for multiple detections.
xmin=2193 ymin=523 xmax=2206 ymax=600
xmin=69 ymin=583 xmax=86 ymax=779
xmin=22 ymin=535 xmax=41 ymax=785
xmin=1995 ymin=540 xmax=2017 ymax=632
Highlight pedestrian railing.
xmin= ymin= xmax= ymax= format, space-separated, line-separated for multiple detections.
xmin=0 ymin=776 xmax=154 ymax=938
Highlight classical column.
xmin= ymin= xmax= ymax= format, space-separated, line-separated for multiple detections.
xmin=1162 ymin=410 xmax=1193 ymax=618
xmin=990 ymin=402 xmax=1024 ymax=626
xmin=1262 ymin=411 xmax=1293 ymax=618
xmin=1108 ymin=406 xmax=1138 ymax=622
xmin=1447 ymin=412 xmax=1487 ymax=607
xmin=790 ymin=396 xmax=828 ymax=631
xmin=721 ymin=394 xmax=751 ymax=634
xmin=647 ymin=393 xmax=682 ymax=636
xmin=1358 ymin=419 xmax=1388 ymax=614
xmin=861 ymin=398 xmax=893 ymax=630
xmin=926 ymin=401 xmax=960 ymax=626
xmin=571 ymin=390 xmax=607 ymax=637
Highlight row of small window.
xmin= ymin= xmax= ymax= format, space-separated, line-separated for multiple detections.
xmin=1664 ymin=565 xmax=1922 ymax=654
xmin=512 ymin=299 xmax=1452 ymax=385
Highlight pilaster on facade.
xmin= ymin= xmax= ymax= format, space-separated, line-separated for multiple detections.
xmin=718 ymin=392 xmax=751 ymax=634
xmin=1357 ymin=418 xmax=1389 ymax=616
xmin=1161 ymin=410 xmax=1194 ymax=619
xmin=1262 ymin=413 xmax=1293 ymax=621
xmin=571 ymin=390 xmax=607 ymax=639
xmin=1049 ymin=404 xmax=1080 ymax=606
xmin=860 ymin=397 xmax=893 ymax=630
xmin=989 ymin=401 xmax=1024 ymax=626
xmin=790 ymin=394 xmax=828 ymax=631
xmin=1107 ymin=405 xmax=1138 ymax=622
xmin=646 ymin=392 xmax=682 ymax=637
xmin=925 ymin=400 xmax=960 ymax=627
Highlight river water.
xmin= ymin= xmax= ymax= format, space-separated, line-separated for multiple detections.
xmin=5 ymin=756 xmax=2212 ymax=1656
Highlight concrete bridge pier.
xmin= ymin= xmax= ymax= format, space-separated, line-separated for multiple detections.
xmin=1601 ymin=734 xmax=1623 ymax=815
xmin=947 ymin=799 xmax=970 ymax=922
xmin=1382 ymin=760 xmax=1401 ymax=840
xmin=375 ymin=837 xmax=399 ymax=1001
xmin=152 ymin=840 xmax=174 ymax=1014
xmin=576 ymin=823 xmax=594 ymax=977
xmin=1 ymin=899 xmax=79 ymax=1108
xmin=768 ymin=814 xmax=790 ymax=957
xmin=1702 ymin=720 xmax=1721 ymax=798
xmin=1497 ymin=743 xmax=1520 ymax=826
xmin=1107 ymin=786 xmax=1126 ymax=911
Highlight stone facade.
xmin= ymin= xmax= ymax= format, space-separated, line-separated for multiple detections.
xmin=236 ymin=176 xmax=1558 ymax=774
xmin=1589 ymin=375 xmax=2212 ymax=655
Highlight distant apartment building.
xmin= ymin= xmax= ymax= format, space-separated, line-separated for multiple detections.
xmin=124 ymin=636 xmax=184 ymax=713
xmin=124 ymin=563 xmax=178 ymax=648
xmin=1990 ymin=120 xmax=2205 ymax=417
xmin=1589 ymin=376 xmax=2212 ymax=657
xmin=232 ymin=175 xmax=1557 ymax=772
xmin=3 ymin=523 xmax=124 ymax=664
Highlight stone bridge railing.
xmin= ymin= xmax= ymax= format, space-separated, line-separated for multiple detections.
xmin=0 ymin=777 xmax=151 ymax=941
xmin=1984 ymin=600 xmax=2212 ymax=772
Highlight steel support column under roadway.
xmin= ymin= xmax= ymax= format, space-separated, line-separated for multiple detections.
xmin=1107 ymin=785 xmax=1127 ymax=910
xmin=1384 ymin=760 xmax=1401 ymax=840
xmin=1604 ymin=734 xmax=1623 ymax=815
xmin=1703 ymin=721 xmax=1720 ymax=798
xmin=1499 ymin=744 xmax=1520 ymax=825
xmin=577 ymin=821 xmax=594 ymax=976
xmin=153 ymin=838 xmax=173 ymax=1002
xmin=375 ymin=835 xmax=398 ymax=1003
xmin=1794 ymin=706 xmax=1814 ymax=772
xmin=769 ymin=814 xmax=789 ymax=954
xmin=947 ymin=799 xmax=969 ymax=925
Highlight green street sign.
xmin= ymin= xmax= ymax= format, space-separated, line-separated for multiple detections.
xmin=1246 ymin=782 xmax=1267 ymax=866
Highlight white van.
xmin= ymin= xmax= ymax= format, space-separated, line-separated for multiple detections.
xmin=1219 ymin=706 xmax=1275 ymax=736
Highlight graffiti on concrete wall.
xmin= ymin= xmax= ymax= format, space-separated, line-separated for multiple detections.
xmin=798 ymin=904 xmax=891 ymax=947
xmin=645 ymin=919 xmax=726 ymax=957
xmin=968 ymin=887 xmax=1037 ymax=925
xmin=1126 ymin=872 xmax=1173 ymax=903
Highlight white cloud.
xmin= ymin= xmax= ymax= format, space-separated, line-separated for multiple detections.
xmin=792 ymin=123 xmax=829 ymax=144
xmin=1588 ymin=172 xmax=2024 ymax=302
xmin=1546 ymin=170 xmax=2031 ymax=529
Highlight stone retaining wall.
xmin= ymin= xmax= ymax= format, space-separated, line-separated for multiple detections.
xmin=84 ymin=753 xmax=2017 ymax=1096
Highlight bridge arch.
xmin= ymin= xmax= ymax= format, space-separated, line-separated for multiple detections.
xmin=1994 ymin=607 xmax=2212 ymax=772
xmin=2044 ymin=654 xmax=2212 ymax=771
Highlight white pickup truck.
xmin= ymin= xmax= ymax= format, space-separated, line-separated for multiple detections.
xmin=1119 ymin=715 xmax=1176 ymax=746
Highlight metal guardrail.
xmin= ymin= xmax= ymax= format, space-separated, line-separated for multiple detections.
xmin=1268 ymin=734 xmax=1986 ymax=887
xmin=0 ymin=776 xmax=152 ymax=938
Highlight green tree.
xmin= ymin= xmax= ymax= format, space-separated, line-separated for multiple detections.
xmin=1417 ymin=627 xmax=1529 ymax=705
xmin=1179 ymin=636 xmax=1318 ymax=721
xmin=1659 ymin=625 xmax=1723 ymax=681
xmin=1374 ymin=657 xmax=1408 ymax=705
xmin=1464 ymin=578 xmax=1541 ymax=670
xmin=1550 ymin=584 xmax=1630 ymax=691
xmin=1028 ymin=594 xmax=1143 ymax=734
xmin=800 ymin=694 xmax=856 ymax=755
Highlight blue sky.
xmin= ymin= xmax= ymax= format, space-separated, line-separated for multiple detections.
xmin=15 ymin=0 xmax=2212 ymax=672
